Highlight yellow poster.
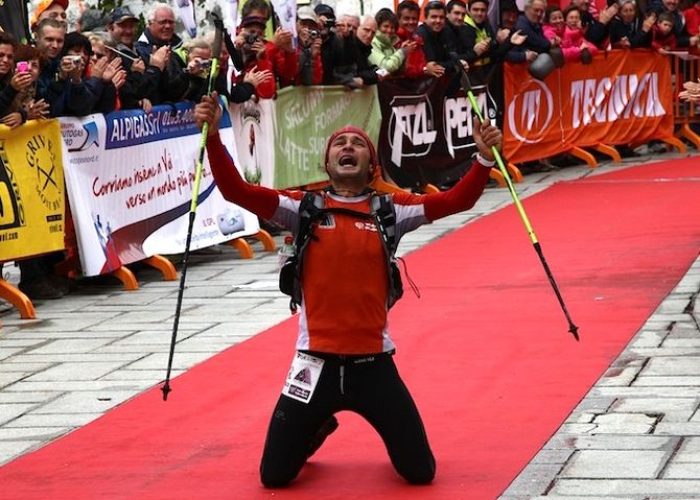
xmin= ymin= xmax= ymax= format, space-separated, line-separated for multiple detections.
xmin=0 ymin=119 xmax=65 ymax=262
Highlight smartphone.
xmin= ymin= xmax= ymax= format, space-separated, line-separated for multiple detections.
xmin=15 ymin=61 xmax=29 ymax=73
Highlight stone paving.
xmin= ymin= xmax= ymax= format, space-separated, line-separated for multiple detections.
xmin=1 ymin=152 xmax=699 ymax=498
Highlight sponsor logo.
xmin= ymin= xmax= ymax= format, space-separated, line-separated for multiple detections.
xmin=0 ymin=143 xmax=25 ymax=231
xmin=570 ymin=72 xmax=666 ymax=128
xmin=26 ymin=134 xmax=62 ymax=213
xmin=388 ymin=94 xmax=437 ymax=167
xmin=443 ymin=88 xmax=497 ymax=158
xmin=507 ymin=79 xmax=554 ymax=144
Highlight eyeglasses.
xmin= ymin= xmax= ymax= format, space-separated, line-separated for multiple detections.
xmin=155 ymin=19 xmax=175 ymax=25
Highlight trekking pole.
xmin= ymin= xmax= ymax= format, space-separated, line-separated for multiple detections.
xmin=162 ymin=15 xmax=225 ymax=400
xmin=458 ymin=65 xmax=579 ymax=341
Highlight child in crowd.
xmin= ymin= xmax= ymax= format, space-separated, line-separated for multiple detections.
xmin=370 ymin=8 xmax=408 ymax=76
xmin=652 ymin=11 xmax=677 ymax=53
xmin=12 ymin=44 xmax=50 ymax=123
xmin=561 ymin=5 xmax=597 ymax=63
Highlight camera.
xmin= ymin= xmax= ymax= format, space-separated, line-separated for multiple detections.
xmin=244 ymin=33 xmax=259 ymax=45
xmin=198 ymin=59 xmax=212 ymax=70
xmin=15 ymin=61 xmax=29 ymax=73
xmin=64 ymin=55 xmax=83 ymax=66
xmin=325 ymin=19 xmax=335 ymax=29
xmin=309 ymin=29 xmax=320 ymax=39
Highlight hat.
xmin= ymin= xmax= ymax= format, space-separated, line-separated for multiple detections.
xmin=324 ymin=126 xmax=378 ymax=171
xmin=30 ymin=0 xmax=69 ymax=29
xmin=297 ymin=6 xmax=318 ymax=23
xmin=109 ymin=6 xmax=138 ymax=25
xmin=240 ymin=15 xmax=267 ymax=28
xmin=314 ymin=3 xmax=336 ymax=20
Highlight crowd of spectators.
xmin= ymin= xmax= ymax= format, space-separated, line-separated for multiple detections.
xmin=0 ymin=0 xmax=698 ymax=300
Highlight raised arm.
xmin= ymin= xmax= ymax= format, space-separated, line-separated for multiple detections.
xmin=195 ymin=93 xmax=279 ymax=219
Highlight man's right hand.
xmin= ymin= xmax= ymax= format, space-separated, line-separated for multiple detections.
xmin=194 ymin=92 xmax=223 ymax=137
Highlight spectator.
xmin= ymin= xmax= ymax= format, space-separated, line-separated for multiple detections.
xmin=500 ymin=1 xmax=520 ymax=31
xmin=652 ymin=11 xmax=678 ymax=52
xmin=205 ymin=30 xmax=272 ymax=103
xmin=584 ymin=2 xmax=619 ymax=48
xmin=290 ymin=6 xmax=323 ymax=86
xmin=135 ymin=3 xmax=191 ymax=104
xmin=337 ymin=13 xmax=361 ymax=37
xmin=29 ymin=0 xmax=68 ymax=31
xmin=0 ymin=32 xmax=33 ymax=128
xmin=460 ymin=0 xmax=525 ymax=68
xmin=648 ymin=0 xmax=698 ymax=47
xmin=369 ymin=8 xmax=407 ymax=75
xmin=314 ymin=3 xmax=339 ymax=85
xmin=240 ymin=0 xmax=279 ymax=41
xmin=609 ymin=1 xmax=654 ymax=48
xmin=417 ymin=1 xmax=460 ymax=75
xmin=561 ymin=5 xmax=598 ymax=63
xmin=684 ymin=0 xmax=700 ymax=36
xmin=231 ymin=15 xmax=296 ymax=98
xmin=12 ymin=44 xmax=51 ymax=122
xmin=507 ymin=0 xmax=555 ymax=63
xmin=396 ymin=0 xmax=441 ymax=78
xmin=182 ymin=38 xmax=214 ymax=103
xmin=106 ymin=6 xmax=155 ymax=111
xmin=326 ymin=12 xmax=378 ymax=88
xmin=60 ymin=31 xmax=124 ymax=114
xmin=543 ymin=5 xmax=565 ymax=44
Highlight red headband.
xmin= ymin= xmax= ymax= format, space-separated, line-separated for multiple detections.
xmin=324 ymin=126 xmax=378 ymax=168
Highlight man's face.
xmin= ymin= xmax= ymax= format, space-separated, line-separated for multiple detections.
xmin=37 ymin=25 xmax=65 ymax=58
xmin=662 ymin=0 xmax=678 ymax=12
xmin=356 ymin=18 xmax=377 ymax=45
xmin=326 ymin=132 xmax=372 ymax=184
xmin=447 ymin=4 xmax=467 ymax=26
xmin=38 ymin=4 xmax=67 ymax=25
xmin=469 ymin=2 xmax=488 ymax=24
xmin=109 ymin=19 xmax=138 ymax=46
xmin=0 ymin=43 xmax=14 ymax=76
xmin=297 ymin=19 xmax=320 ymax=43
xmin=525 ymin=0 xmax=546 ymax=23
xmin=149 ymin=7 xmax=176 ymax=42
xmin=398 ymin=8 xmax=419 ymax=34
xmin=425 ymin=8 xmax=446 ymax=32
xmin=620 ymin=3 xmax=636 ymax=22
xmin=501 ymin=10 xmax=517 ymax=29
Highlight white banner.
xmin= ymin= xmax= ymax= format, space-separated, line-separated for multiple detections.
xmin=229 ymin=98 xmax=276 ymax=187
xmin=61 ymin=102 xmax=259 ymax=277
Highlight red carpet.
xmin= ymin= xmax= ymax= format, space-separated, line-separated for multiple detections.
xmin=1 ymin=159 xmax=699 ymax=499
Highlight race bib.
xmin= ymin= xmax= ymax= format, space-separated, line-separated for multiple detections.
xmin=282 ymin=352 xmax=325 ymax=404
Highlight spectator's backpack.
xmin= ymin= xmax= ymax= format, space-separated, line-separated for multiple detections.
xmin=279 ymin=190 xmax=405 ymax=313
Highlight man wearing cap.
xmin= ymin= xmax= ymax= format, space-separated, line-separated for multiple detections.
xmin=231 ymin=14 xmax=296 ymax=98
xmin=30 ymin=0 xmax=68 ymax=32
xmin=106 ymin=6 xmax=160 ymax=110
xmin=289 ymin=5 xmax=323 ymax=86
xmin=314 ymin=3 xmax=340 ymax=85
xmin=194 ymin=91 xmax=503 ymax=487
xmin=135 ymin=2 xmax=190 ymax=104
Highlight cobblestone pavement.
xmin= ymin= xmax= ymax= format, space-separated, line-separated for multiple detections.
xmin=1 ymin=153 xmax=699 ymax=498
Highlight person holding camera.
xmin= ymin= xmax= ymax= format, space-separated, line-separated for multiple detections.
xmin=231 ymin=15 xmax=296 ymax=99
xmin=289 ymin=6 xmax=323 ymax=86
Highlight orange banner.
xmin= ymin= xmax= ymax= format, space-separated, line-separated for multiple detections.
xmin=504 ymin=50 xmax=674 ymax=164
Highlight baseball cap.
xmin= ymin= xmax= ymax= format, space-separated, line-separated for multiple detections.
xmin=240 ymin=15 xmax=267 ymax=28
xmin=297 ymin=6 xmax=318 ymax=23
xmin=30 ymin=0 xmax=69 ymax=29
xmin=314 ymin=4 xmax=336 ymax=20
xmin=109 ymin=6 xmax=139 ymax=25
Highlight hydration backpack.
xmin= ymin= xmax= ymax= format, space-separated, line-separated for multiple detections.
xmin=279 ymin=191 xmax=404 ymax=313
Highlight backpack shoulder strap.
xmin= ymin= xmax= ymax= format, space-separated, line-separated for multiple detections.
xmin=370 ymin=193 xmax=397 ymax=256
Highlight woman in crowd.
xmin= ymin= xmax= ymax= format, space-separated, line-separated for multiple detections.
xmin=609 ymin=0 xmax=654 ymax=48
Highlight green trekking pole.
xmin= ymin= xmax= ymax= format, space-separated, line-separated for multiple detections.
xmin=162 ymin=15 xmax=225 ymax=400
xmin=458 ymin=65 xmax=579 ymax=341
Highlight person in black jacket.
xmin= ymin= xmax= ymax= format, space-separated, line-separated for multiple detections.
xmin=610 ymin=0 xmax=654 ymax=48
xmin=134 ymin=3 xmax=190 ymax=104
xmin=417 ymin=1 xmax=462 ymax=74
xmin=506 ymin=0 xmax=556 ymax=63
xmin=648 ymin=0 xmax=699 ymax=47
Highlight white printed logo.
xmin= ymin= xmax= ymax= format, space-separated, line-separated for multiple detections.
xmin=507 ymin=79 xmax=554 ymax=144
xmin=388 ymin=95 xmax=438 ymax=167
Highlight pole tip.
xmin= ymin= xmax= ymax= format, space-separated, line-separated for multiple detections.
xmin=161 ymin=383 xmax=172 ymax=401
xmin=569 ymin=324 xmax=580 ymax=342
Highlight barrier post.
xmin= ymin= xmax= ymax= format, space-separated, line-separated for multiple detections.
xmin=670 ymin=51 xmax=700 ymax=149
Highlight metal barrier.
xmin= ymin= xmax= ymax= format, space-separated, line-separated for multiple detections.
xmin=670 ymin=51 xmax=700 ymax=149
